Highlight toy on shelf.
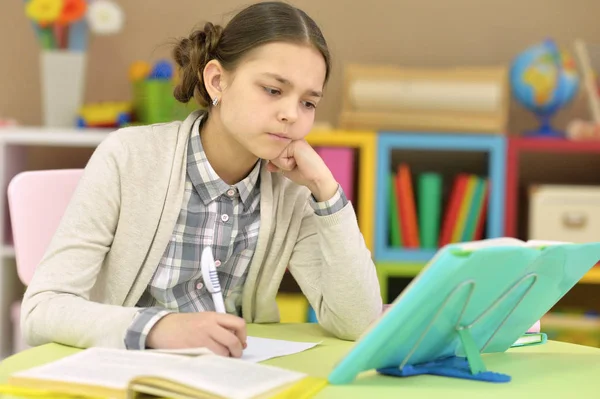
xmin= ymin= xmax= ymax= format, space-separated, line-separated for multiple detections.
xmin=24 ymin=0 xmax=124 ymax=51
xmin=510 ymin=38 xmax=580 ymax=138
xmin=23 ymin=0 xmax=126 ymax=127
xmin=25 ymin=0 xmax=87 ymax=51
xmin=129 ymin=60 xmax=199 ymax=125
xmin=76 ymin=102 xmax=132 ymax=128
xmin=87 ymin=0 xmax=124 ymax=36
xmin=338 ymin=64 xmax=509 ymax=134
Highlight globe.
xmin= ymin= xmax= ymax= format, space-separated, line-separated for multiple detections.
xmin=510 ymin=39 xmax=580 ymax=137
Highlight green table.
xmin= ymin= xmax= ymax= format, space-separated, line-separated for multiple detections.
xmin=1 ymin=323 xmax=599 ymax=398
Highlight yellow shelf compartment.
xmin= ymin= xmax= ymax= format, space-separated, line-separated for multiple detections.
xmin=275 ymin=293 xmax=309 ymax=323
xmin=376 ymin=262 xmax=425 ymax=303
xmin=305 ymin=129 xmax=377 ymax=253
xmin=581 ymin=268 xmax=600 ymax=284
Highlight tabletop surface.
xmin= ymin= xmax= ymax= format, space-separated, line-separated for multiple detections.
xmin=1 ymin=323 xmax=600 ymax=398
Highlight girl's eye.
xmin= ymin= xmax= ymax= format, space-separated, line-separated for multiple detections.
xmin=263 ymin=87 xmax=281 ymax=96
xmin=302 ymin=101 xmax=316 ymax=109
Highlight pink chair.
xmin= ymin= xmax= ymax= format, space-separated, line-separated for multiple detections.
xmin=7 ymin=169 xmax=83 ymax=353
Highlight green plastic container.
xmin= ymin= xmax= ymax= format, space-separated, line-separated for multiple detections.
xmin=133 ymin=79 xmax=199 ymax=124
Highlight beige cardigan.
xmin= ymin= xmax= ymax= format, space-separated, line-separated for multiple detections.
xmin=21 ymin=111 xmax=382 ymax=349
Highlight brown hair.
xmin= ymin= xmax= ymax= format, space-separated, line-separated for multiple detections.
xmin=172 ymin=1 xmax=331 ymax=108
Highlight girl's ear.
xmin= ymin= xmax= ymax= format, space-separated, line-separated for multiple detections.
xmin=202 ymin=60 xmax=225 ymax=101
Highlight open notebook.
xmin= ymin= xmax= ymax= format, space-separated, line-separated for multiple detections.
xmin=6 ymin=347 xmax=326 ymax=399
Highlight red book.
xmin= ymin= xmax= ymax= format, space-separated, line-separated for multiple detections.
xmin=439 ymin=174 xmax=469 ymax=247
xmin=396 ymin=163 xmax=420 ymax=248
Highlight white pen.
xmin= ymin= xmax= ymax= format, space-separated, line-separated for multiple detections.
xmin=201 ymin=246 xmax=226 ymax=313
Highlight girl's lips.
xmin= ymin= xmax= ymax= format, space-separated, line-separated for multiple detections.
xmin=267 ymin=133 xmax=291 ymax=141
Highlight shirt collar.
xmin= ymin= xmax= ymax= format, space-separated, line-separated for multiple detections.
xmin=186 ymin=115 xmax=261 ymax=210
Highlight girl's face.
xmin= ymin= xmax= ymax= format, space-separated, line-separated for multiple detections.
xmin=217 ymin=42 xmax=327 ymax=161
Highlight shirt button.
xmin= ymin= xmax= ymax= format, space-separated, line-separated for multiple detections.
xmin=196 ymin=282 xmax=204 ymax=290
xmin=214 ymin=260 xmax=222 ymax=267
xmin=226 ymin=188 xmax=235 ymax=197
xmin=221 ymin=214 xmax=229 ymax=222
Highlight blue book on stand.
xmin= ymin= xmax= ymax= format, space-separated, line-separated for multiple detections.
xmin=328 ymin=238 xmax=600 ymax=384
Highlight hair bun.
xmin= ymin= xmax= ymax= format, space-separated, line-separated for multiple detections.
xmin=172 ymin=22 xmax=224 ymax=105
xmin=191 ymin=22 xmax=223 ymax=65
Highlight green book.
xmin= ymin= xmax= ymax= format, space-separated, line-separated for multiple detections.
xmin=417 ymin=173 xmax=442 ymax=249
xmin=462 ymin=177 xmax=486 ymax=242
xmin=388 ymin=173 xmax=402 ymax=247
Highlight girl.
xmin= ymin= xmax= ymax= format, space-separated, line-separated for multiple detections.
xmin=21 ymin=1 xmax=382 ymax=357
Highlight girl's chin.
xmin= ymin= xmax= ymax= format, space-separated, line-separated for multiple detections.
xmin=250 ymin=142 xmax=287 ymax=160
xmin=254 ymin=151 xmax=283 ymax=163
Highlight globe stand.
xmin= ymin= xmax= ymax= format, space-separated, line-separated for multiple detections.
xmin=525 ymin=113 xmax=565 ymax=138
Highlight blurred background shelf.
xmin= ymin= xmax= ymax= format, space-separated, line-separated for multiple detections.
xmin=376 ymin=248 xmax=437 ymax=263
xmin=0 ymin=129 xmax=109 ymax=146
xmin=506 ymin=137 xmax=600 ymax=238
xmin=376 ymin=262 xmax=424 ymax=303
xmin=306 ymin=130 xmax=376 ymax=252
xmin=375 ymin=132 xmax=506 ymax=263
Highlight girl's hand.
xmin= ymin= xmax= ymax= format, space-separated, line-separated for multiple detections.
xmin=267 ymin=140 xmax=339 ymax=202
xmin=146 ymin=312 xmax=247 ymax=356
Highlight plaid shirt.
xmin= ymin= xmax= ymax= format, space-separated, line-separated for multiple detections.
xmin=124 ymin=116 xmax=348 ymax=349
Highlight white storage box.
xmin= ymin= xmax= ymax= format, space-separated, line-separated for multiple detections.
xmin=529 ymin=184 xmax=600 ymax=243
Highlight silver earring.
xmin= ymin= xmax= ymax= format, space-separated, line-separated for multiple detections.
xmin=212 ymin=97 xmax=219 ymax=106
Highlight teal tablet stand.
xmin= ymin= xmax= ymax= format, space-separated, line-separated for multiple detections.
xmin=328 ymin=240 xmax=600 ymax=385
xmin=377 ymin=275 xmax=540 ymax=383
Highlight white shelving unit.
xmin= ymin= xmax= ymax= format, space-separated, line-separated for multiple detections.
xmin=0 ymin=127 xmax=109 ymax=359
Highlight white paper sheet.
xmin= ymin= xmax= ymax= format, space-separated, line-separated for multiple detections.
xmin=241 ymin=336 xmax=320 ymax=362
xmin=151 ymin=336 xmax=320 ymax=362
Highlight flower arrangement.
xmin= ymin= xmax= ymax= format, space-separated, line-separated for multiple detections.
xmin=24 ymin=0 xmax=124 ymax=51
